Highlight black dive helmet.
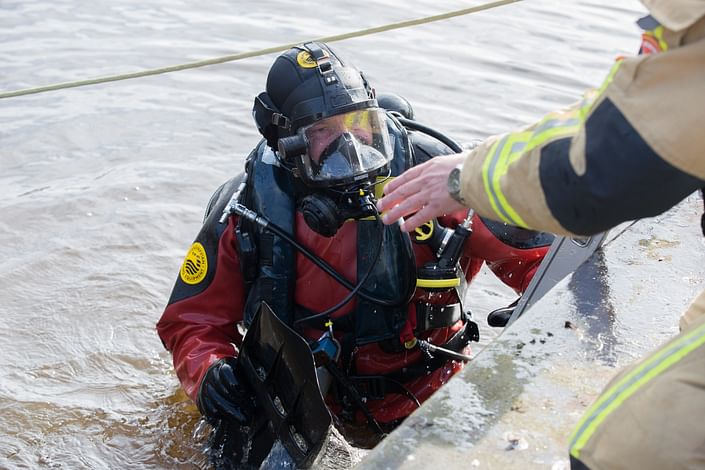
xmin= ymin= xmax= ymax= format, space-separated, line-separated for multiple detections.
xmin=253 ymin=42 xmax=394 ymax=236
xmin=253 ymin=42 xmax=393 ymax=188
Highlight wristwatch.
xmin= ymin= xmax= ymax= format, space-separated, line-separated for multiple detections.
xmin=447 ymin=164 xmax=464 ymax=203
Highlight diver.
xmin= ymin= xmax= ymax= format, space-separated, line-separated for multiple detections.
xmin=156 ymin=41 xmax=553 ymax=467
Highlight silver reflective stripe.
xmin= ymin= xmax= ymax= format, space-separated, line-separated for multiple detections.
xmin=533 ymin=116 xmax=580 ymax=137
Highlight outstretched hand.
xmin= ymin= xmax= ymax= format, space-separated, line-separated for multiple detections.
xmin=377 ymin=153 xmax=468 ymax=232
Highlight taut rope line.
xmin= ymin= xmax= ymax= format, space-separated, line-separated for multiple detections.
xmin=0 ymin=0 xmax=522 ymax=100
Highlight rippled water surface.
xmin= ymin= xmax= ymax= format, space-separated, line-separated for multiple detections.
xmin=1 ymin=0 xmax=645 ymax=468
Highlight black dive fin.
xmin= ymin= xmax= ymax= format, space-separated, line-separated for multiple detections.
xmin=239 ymin=301 xmax=332 ymax=468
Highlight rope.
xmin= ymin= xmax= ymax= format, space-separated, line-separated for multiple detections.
xmin=0 ymin=0 xmax=522 ymax=100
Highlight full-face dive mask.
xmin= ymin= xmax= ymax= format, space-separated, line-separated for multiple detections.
xmin=252 ymin=42 xmax=394 ymax=236
xmin=279 ymin=107 xmax=393 ymax=236
xmin=279 ymin=108 xmax=392 ymax=187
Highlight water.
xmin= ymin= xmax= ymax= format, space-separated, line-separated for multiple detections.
xmin=0 ymin=0 xmax=646 ymax=468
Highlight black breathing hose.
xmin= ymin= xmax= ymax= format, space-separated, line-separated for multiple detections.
xmin=293 ymin=214 xmax=386 ymax=326
xmin=242 ymin=205 xmax=410 ymax=309
xmin=395 ymin=116 xmax=464 ymax=153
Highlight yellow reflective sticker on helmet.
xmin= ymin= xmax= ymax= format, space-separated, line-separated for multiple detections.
xmin=296 ymin=51 xmax=318 ymax=69
xmin=180 ymin=242 xmax=208 ymax=285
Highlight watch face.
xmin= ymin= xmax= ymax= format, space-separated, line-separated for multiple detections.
xmin=449 ymin=167 xmax=462 ymax=195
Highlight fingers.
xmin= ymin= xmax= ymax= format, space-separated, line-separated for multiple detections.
xmin=378 ymin=154 xmax=466 ymax=223
xmin=399 ymin=196 xmax=464 ymax=232
xmin=199 ymin=382 xmax=219 ymax=418
xmin=399 ymin=206 xmax=438 ymax=233
xmin=377 ymin=169 xmax=425 ymax=212
xmin=217 ymin=360 xmax=249 ymax=401
xmin=199 ymin=359 xmax=253 ymax=425
xmin=218 ymin=361 xmax=239 ymax=390
xmin=381 ymin=162 xmax=426 ymax=197
xmin=378 ymin=154 xmax=468 ymax=231
xmin=218 ymin=401 xmax=251 ymax=424
xmin=201 ymin=381 xmax=251 ymax=425
xmin=381 ymin=189 xmax=426 ymax=223
xmin=382 ymin=189 xmax=467 ymax=232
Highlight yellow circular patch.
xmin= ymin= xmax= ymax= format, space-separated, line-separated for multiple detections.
xmin=180 ymin=242 xmax=208 ymax=285
xmin=296 ymin=50 xmax=318 ymax=69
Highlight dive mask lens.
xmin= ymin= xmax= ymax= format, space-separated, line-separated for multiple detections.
xmin=298 ymin=108 xmax=393 ymax=187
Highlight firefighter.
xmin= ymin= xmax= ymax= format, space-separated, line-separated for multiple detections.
xmin=378 ymin=2 xmax=705 ymax=468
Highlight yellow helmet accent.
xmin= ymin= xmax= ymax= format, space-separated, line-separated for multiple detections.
xmin=296 ymin=50 xmax=318 ymax=68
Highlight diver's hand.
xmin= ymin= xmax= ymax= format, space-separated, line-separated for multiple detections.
xmin=378 ymin=153 xmax=467 ymax=232
xmin=197 ymin=357 xmax=254 ymax=425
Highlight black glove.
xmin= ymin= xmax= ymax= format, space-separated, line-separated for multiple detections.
xmin=197 ymin=357 xmax=255 ymax=426
xmin=487 ymin=297 xmax=520 ymax=328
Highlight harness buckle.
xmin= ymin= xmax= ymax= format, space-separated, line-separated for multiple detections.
xmin=271 ymin=112 xmax=291 ymax=129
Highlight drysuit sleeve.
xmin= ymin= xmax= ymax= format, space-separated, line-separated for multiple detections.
xmin=454 ymin=34 xmax=705 ymax=236
xmin=156 ymin=181 xmax=247 ymax=402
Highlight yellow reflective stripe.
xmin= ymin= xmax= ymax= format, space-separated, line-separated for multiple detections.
xmin=650 ymin=25 xmax=669 ymax=51
xmin=482 ymin=138 xmax=513 ymax=224
xmin=596 ymin=60 xmax=622 ymax=96
xmin=480 ymin=59 xmax=624 ymax=227
xmin=524 ymin=112 xmax=581 ymax=155
xmin=483 ymin=117 xmax=581 ymax=227
xmin=567 ymin=60 xmax=620 ymax=129
xmin=562 ymin=60 xmax=620 ymax=135
xmin=525 ymin=125 xmax=579 ymax=154
xmin=570 ymin=321 xmax=705 ymax=458
xmin=416 ymin=277 xmax=461 ymax=288
xmin=490 ymin=132 xmax=531 ymax=226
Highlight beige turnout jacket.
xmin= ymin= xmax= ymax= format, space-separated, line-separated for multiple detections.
xmin=456 ymin=1 xmax=705 ymax=236
xmin=455 ymin=2 xmax=705 ymax=468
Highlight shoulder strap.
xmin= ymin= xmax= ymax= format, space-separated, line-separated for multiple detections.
xmin=240 ymin=141 xmax=298 ymax=327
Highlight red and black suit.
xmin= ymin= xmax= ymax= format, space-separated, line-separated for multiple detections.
xmin=157 ymin=116 xmax=552 ymax=427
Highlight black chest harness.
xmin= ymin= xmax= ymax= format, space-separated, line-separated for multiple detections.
xmin=235 ymin=116 xmax=474 ymax=336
